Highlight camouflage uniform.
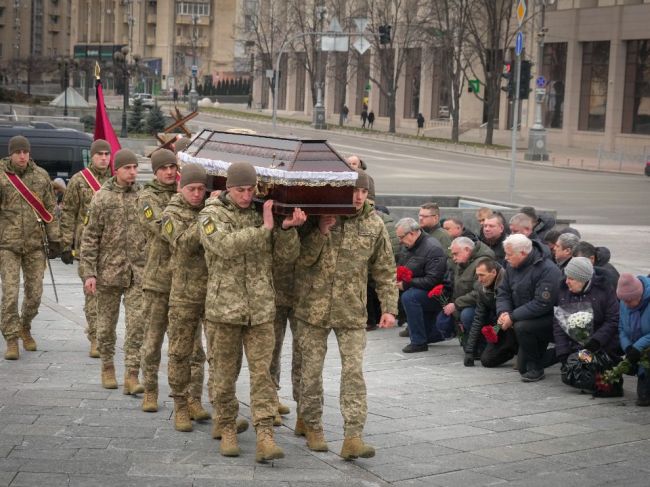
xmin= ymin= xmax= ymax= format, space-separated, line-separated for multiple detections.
xmin=161 ymin=193 xmax=208 ymax=400
xmin=60 ymin=163 xmax=110 ymax=342
xmin=198 ymin=193 xmax=300 ymax=430
xmin=0 ymin=158 xmax=60 ymax=340
xmin=295 ymin=202 xmax=398 ymax=438
xmin=79 ymin=177 xmax=145 ymax=370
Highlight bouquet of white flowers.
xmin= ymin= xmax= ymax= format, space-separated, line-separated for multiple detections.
xmin=554 ymin=302 xmax=594 ymax=346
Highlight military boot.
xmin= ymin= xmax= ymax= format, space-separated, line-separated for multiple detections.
xmin=4 ymin=339 xmax=19 ymax=360
xmin=255 ymin=427 xmax=284 ymax=463
xmin=89 ymin=339 xmax=100 ymax=358
xmin=340 ymin=436 xmax=375 ymax=460
xmin=278 ymin=402 xmax=290 ymax=415
xmin=188 ymin=397 xmax=211 ymax=421
xmin=305 ymin=427 xmax=328 ymax=452
xmin=173 ymin=397 xmax=193 ymax=432
xmin=294 ymin=417 xmax=306 ymax=437
xmin=20 ymin=329 xmax=37 ymax=352
xmin=141 ymin=390 xmax=158 ymax=412
xmin=219 ymin=423 xmax=241 ymax=457
xmin=101 ymin=361 xmax=118 ymax=389
xmin=123 ymin=369 xmax=144 ymax=395
xmin=212 ymin=418 xmax=249 ymax=439
xmin=273 ymin=413 xmax=282 ymax=426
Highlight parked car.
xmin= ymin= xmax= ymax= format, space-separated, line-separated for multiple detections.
xmin=129 ymin=93 xmax=155 ymax=108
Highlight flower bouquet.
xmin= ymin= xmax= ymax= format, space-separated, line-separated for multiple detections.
xmin=427 ymin=284 xmax=448 ymax=305
xmin=481 ymin=324 xmax=501 ymax=344
xmin=396 ymin=265 xmax=413 ymax=284
xmin=554 ymin=302 xmax=594 ymax=346
xmin=602 ymin=349 xmax=650 ymax=385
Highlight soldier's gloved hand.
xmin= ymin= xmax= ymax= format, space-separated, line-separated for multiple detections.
xmin=463 ymin=353 xmax=475 ymax=367
xmin=48 ymin=241 xmax=62 ymax=259
xmin=61 ymin=249 xmax=74 ymax=265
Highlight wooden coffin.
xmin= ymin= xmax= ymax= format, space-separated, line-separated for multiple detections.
xmin=177 ymin=129 xmax=357 ymax=215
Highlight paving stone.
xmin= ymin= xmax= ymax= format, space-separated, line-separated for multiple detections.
xmin=471 ymin=457 xmax=579 ymax=481
xmin=8 ymin=472 xmax=69 ymax=487
xmin=0 ymin=471 xmax=16 ymax=487
xmin=405 ymin=469 xmax=508 ymax=486
xmin=68 ymin=475 xmax=194 ymax=487
xmin=525 ymin=422 xmax=598 ymax=437
xmin=433 ymin=429 xmax=553 ymax=452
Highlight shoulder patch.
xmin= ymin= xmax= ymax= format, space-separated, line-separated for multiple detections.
xmin=541 ymin=290 xmax=551 ymax=300
xmin=202 ymin=217 xmax=216 ymax=236
xmin=164 ymin=219 xmax=174 ymax=235
xmin=143 ymin=204 xmax=154 ymax=220
xmin=83 ymin=214 xmax=89 ymax=225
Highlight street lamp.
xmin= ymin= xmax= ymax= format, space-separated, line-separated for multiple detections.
xmin=113 ymin=47 xmax=140 ymax=138
xmin=189 ymin=14 xmax=199 ymax=112
xmin=57 ymin=57 xmax=78 ymax=117
xmin=313 ymin=6 xmax=328 ymax=129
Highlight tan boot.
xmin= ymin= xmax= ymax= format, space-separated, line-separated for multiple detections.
xmin=219 ymin=423 xmax=240 ymax=457
xmin=173 ymin=397 xmax=192 ymax=432
xmin=255 ymin=427 xmax=284 ymax=463
xmin=4 ymin=339 xmax=19 ymax=360
xmin=340 ymin=436 xmax=375 ymax=460
xmin=273 ymin=413 xmax=282 ymax=426
xmin=305 ymin=427 xmax=328 ymax=452
xmin=212 ymin=417 xmax=249 ymax=439
xmin=123 ymin=369 xmax=144 ymax=395
xmin=188 ymin=397 xmax=210 ymax=421
xmin=89 ymin=339 xmax=100 ymax=358
xmin=294 ymin=417 xmax=306 ymax=437
xmin=278 ymin=402 xmax=290 ymax=415
xmin=141 ymin=390 xmax=158 ymax=412
xmin=101 ymin=362 xmax=118 ymax=389
xmin=20 ymin=329 xmax=37 ymax=352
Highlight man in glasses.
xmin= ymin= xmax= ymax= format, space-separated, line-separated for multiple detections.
xmin=60 ymin=139 xmax=112 ymax=358
xmin=418 ymin=202 xmax=452 ymax=253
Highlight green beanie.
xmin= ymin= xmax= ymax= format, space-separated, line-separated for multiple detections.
xmin=113 ymin=149 xmax=138 ymax=171
xmin=8 ymin=135 xmax=30 ymax=155
xmin=180 ymin=163 xmax=207 ymax=188
xmin=226 ymin=162 xmax=257 ymax=188
xmin=90 ymin=139 xmax=111 ymax=156
xmin=151 ymin=148 xmax=178 ymax=173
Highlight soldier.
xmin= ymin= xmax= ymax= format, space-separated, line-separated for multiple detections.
xmin=60 ymin=139 xmax=112 ymax=358
xmin=0 ymin=135 xmax=61 ymax=359
xmin=80 ymin=149 xmax=146 ymax=393
xmin=199 ymin=162 xmax=306 ymax=462
xmin=295 ymin=171 xmax=398 ymax=460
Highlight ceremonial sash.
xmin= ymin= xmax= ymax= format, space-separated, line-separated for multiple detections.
xmin=4 ymin=172 xmax=54 ymax=223
xmin=80 ymin=168 xmax=102 ymax=193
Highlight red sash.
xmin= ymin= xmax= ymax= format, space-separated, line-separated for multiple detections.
xmin=4 ymin=172 xmax=54 ymax=223
xmin=80 ymin=168 xmax=102 ymax=193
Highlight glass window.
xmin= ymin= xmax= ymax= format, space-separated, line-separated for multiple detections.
xmin=622 ymin=39 xmax=650 ymax=135
xmin=578 ymin=41 xmax=610 ymax=132
xmin=542 ymin=42 xmax=567 ymax=128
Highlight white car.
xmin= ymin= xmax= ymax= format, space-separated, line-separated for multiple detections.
xmin=129 ymin=93 xmax=155 ymax=108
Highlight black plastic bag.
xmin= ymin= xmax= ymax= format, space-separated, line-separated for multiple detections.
xmin=561 ymin=350 xmax=619 ymax=392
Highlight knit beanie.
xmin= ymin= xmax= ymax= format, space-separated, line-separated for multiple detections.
xmin=226 ymin=161 xmax=257 ymax=188
xmin=8 ymin=135 xmax=30 ymax=155
xmin=113 ymin=149 xmax=138 ymax=171
xmin=179 ymin=163 xmax=207 ymax=188
xmin=564 ymin=257 xmax=593 ymax=283
xmin=90 ymin=139 xmax=111 ymax=156
xmin=617 ymin=273 xmax=644 ymax=302
xmin=174 ymin=137 xmax=192 ymax=153
xmin=355 ymin=170 xmax=370 ymax=190
xmin=151 ymin=148 xmax=178 ymax=173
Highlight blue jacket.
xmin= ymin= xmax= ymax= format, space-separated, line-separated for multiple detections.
xmin=619 ymin=275 xmax=650 ymax=353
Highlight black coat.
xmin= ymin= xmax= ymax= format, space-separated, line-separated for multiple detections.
xmin=398 ymin=232 xmax=446 ymax=291
xmin=594 ymin=246 xmax=620 ymax=290
xmin=552 ymin=274 xmax=622 ymax=358
xmin=465 ymin=266 xmax=505 ymax=354
xmin=496 ymin=240 xmax=562 ymax=321
xmin=480 ymin=232 xmax=507 ymax=266
xmin=531 ymin=213 xmax=556 ymax=240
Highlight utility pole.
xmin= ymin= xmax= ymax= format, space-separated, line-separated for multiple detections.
xmin=312 ymin=5 xmax=328 ymax=129
xmin=509 ymin=0 xmax=527 ymax=201
xmin=189 ymin=14 xmax=199 ymax=112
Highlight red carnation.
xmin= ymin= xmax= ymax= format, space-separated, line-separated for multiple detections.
xmin=396 ymin=266 xmax=413 ymax=283
xmin=481 ymin=324 xmax=500 ymax=344
xmin=428 ymin=284 xmax=444 ymax=299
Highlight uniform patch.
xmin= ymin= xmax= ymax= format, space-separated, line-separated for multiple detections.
xmin=541 ymin=290 xmax=551 ymax=300
xmin=202 ymin=218 xmax=216 ymax=235
xmin=164 ymin=219 xmax=174 ymax=235
xmin=143 ymin=204 xmax=154 ymax=220
xmin=83 ymin=214 xmax=89 ymax=225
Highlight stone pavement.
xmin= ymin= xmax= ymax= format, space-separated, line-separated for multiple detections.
xmin=2 ymin=261 xmax=650 ymax=487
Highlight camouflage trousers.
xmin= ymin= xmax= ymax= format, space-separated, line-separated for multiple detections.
xmin=205 ymin=320 xmax=276 ymax=429
xmin=82 ymin=280 xmax=98 ymax=341
xmin=167 ymin=303 xmax=207 ymax=400
xmin=0 ymin=249 xmax=46 ymax=341
xmin=270 ymin=305 xmax=303 ymax=404
xmin=298 ymin=321 xmax=368 ymax=438
xmin=96 ymin=284 xmax=144 ymax=370
xmin=203 ymin=319 xmax=242 ymax=405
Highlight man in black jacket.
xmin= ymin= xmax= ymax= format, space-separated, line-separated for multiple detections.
xmin=395 ymin=218 xmax=446 ymax=353
xmin=496 ymin=234 xmax=562 ymax=382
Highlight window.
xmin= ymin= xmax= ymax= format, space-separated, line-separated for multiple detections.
xmin=622 ymin=39 xmax=650 ymax=135
xmin=542 ymin=42 xmax=567 ymax=129
xmin=578 ymin=41 xmax=610 ymax=132
xmin=176 ymin=2 xmax=210 ymax=17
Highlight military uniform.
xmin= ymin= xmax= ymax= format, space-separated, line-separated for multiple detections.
xmin=295 ymin=201 xmax=398 ymax=440
xmin=60 ymin=163 xmax=110 ymax=345
xmin=79 ymin=176 xmax=145 ymax=384
xmin=0 ymin=158 xmax=60 ymax=346
xmin=198 ymin=192 xmax=300 ymax=432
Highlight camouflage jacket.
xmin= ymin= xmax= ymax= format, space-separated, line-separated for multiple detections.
xmin=161 ymin=193 xmax=207 ymax=306
xmin=79 ymin=177 xmax=145 ymax=288
xmin=0 ymin=158 xmax=60 ymax=253
xmin=198 ymin=192 xmax=300 ymax=326
xmin=138 ymin=180 xmax=177 ymax=293
xmin=294 ymin=201 xmax=398 ymax=329
xmin=60 ymin=163 xmax=111 ymax=253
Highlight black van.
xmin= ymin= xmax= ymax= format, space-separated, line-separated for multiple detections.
xmin=0 ymin=123 xmax=92 ymax=180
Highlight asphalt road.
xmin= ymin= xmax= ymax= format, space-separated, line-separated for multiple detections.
xmin=190 ymin=114 xmax=650 ymax=227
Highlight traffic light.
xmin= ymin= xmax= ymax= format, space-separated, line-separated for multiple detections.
xmin=519 ymin=60 xmax=532 ymax=99
xmin=378 ymin=24 xmax=391 ymax=44
xmin=501 ymin=61 xmax=514 ymax=99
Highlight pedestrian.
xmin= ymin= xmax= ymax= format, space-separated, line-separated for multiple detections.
xmin=295 ymin=171 xmax=398 ymax=459
xmin=172 ymin=88 xmax=179 ymax=105
xmin=342 ymin=104 xmax=349 ymax=123
xmin=247 ymin=93 xmax=253 ymax=109
xmin=368 ymin=110 xmax=375 ymax=129
xmin=59 ymin=139 xmax=112 ymax=358
xmin=80 ymin=149 xmax=146 ymax=394
xmin=1 ymin=135 xmax=62 ymax=360
xmin=198 ymin=162 xmax=306 ymax=462
xmin=416 ymin=112 xmax=425 ymax=136
xmin=361 ymin=108 xmax=368 ymax=128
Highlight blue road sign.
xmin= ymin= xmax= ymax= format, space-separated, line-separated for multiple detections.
xmin=536 ymin=76 xmax=546 ymax=88
xmin=515 ymin=32 xmax=524 ymax=56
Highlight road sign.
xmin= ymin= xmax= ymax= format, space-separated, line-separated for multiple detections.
xmin=353 ymin=18 xmax=368 ymax=33
xmin=328 ymin=18 xmax=343 ymax=33
xmin=515 ymin=32 xmax=524 ymax=56
xmin=536 ymin=76 xmax=546 ymax=88
xmin=353 ymin=38 xmax=371 ymax=55
xmin=191 ymin=65 xmax=198 ymax=76
xmin=516 ymin=0 xmax=527 ymax=26
xmin=468 ymin=79 xmax=480 ymax=94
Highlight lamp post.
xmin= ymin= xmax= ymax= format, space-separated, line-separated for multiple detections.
xmin=57 ymin=57 xmax=78 ymax=117
xmin=189 ymin=14 xmax=199 ymax=112
xmin=113 ymin=46 xmax=140 ymax=138
xmin=312 ymin=6 xmax=328 ymax=129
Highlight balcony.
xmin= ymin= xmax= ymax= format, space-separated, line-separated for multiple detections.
xmin=147 ymin=13 xmax=156 ymax=24
xmin=146 ymin=36 xmax=156 ymax=45
xmin=176 ymin=14 xmax=210 ymax=26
